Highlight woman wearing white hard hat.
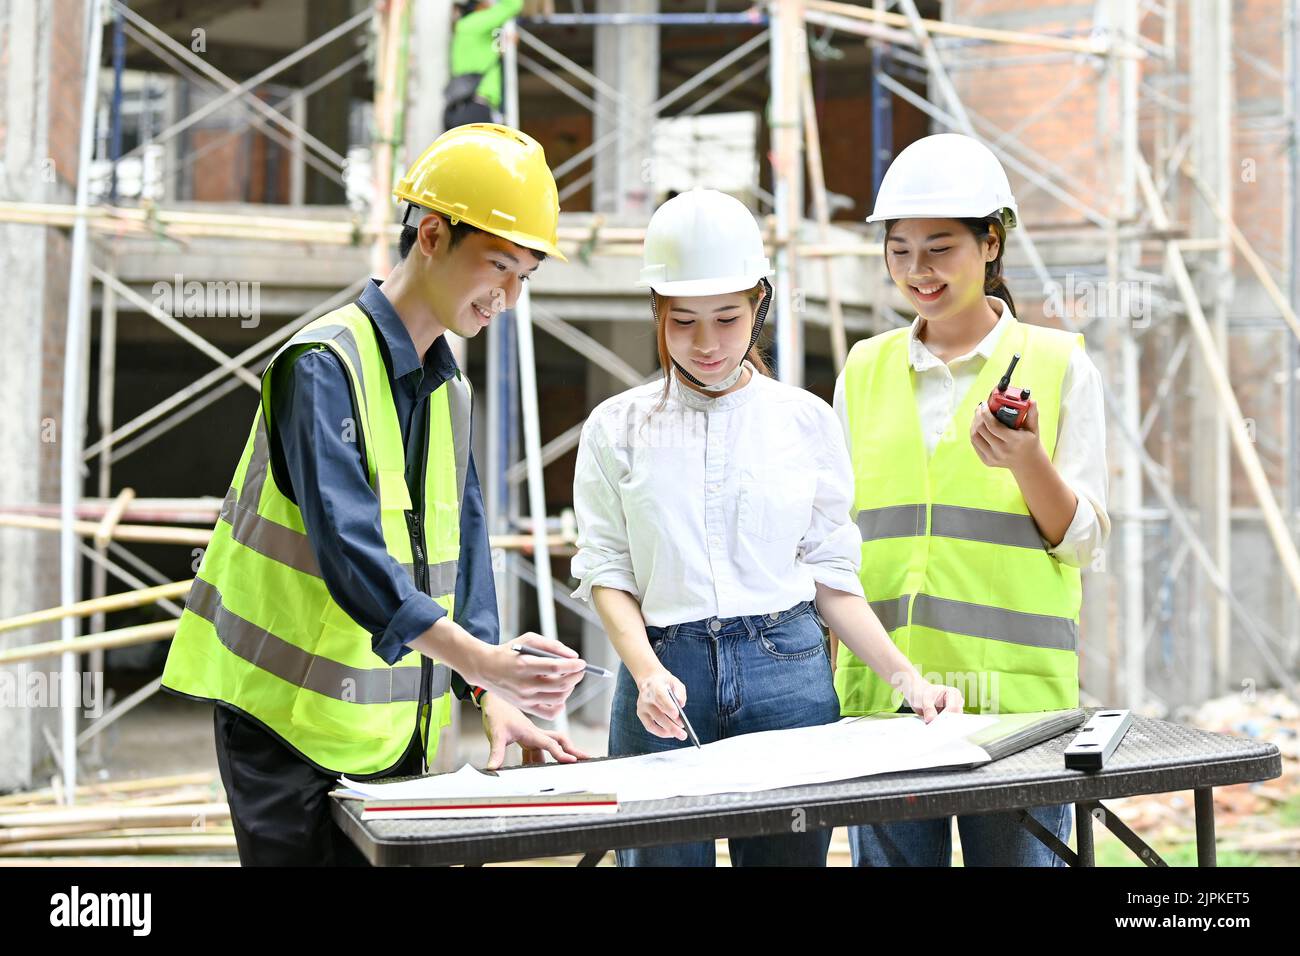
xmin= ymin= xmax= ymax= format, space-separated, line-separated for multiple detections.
xmin=570 ymin=188 xmax=963 ymax=867
xmin=834 ymin=133 xmax=1110 ymax=866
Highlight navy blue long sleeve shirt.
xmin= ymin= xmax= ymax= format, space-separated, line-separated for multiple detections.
xmin=266 ymin=279 xmax=498 ymax=696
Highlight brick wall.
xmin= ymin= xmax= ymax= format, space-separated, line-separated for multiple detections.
xmin=946 ymin=0 xmax=1109 ymax=228
xmin=45 ymin=0 xmax=84 ymax=189
xmin=1232 ymin=0 xmax=1288 ymax=269
xmin=522 ymin=110 xmax=595 ymax=212
xmin=1231 ymin=0 xmax=1290 ymax=502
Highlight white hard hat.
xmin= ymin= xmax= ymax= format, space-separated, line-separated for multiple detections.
xmin=867 ymin=133 xmax=1018 ymax=230
xmin=638 ymin=188 xmax=773 ymax=296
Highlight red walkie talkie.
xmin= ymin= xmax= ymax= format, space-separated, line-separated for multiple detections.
xmin=987 ymin=353 xmax=1031 ymax=429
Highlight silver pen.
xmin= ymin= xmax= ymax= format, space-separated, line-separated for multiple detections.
xmin=666 ymin=686 xmax=702 ymax=749
xmin=510 ymin=642 xmax=612 ymax=678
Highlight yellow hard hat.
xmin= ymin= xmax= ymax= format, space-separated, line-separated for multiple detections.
xmin=394 ymin=123 xmax=567 ymax=261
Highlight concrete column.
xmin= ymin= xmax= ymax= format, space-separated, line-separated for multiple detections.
xmin=406 ymin=0 xmax=453 ymax=162
xmin=592 ymin=0 xmax=658 ymax=216
xmin=1189 ymin=0 xmax=1233 ymax=701
xmin=0 ymin=0 xmax=84 ymax=791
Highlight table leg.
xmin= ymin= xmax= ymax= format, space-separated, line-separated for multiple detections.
xmin=578 ymin=850 xmax=608 ymax=867
xmin=1015 ymin=809 xmax=1078 ymax=865
xmin=1194 ymin=787 xmax=1216 ymax=867
xmin=1074 ymin=802 xmax=1095 ymax=867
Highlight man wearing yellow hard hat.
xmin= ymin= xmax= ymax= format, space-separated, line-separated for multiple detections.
xmin=161 ymin=124 xmax=588 ymax=866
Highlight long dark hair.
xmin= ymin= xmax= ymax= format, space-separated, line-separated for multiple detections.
xmin=885 ymin=215 xmax=1015 ymax=315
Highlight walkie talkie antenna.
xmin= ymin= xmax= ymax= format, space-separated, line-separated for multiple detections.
xmin=997 ymin=353 xmax=1021 ymax=393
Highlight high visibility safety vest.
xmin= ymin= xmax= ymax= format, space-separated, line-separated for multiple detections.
xmin=162 ymin=303 xmax=471 ymax=776
xmin=836 ymin=316 xmax=1083 ymax=716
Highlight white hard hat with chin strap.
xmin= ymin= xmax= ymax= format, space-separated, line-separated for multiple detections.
xmin=638 ymin=189 xmax=773 ymax=391
xmin=867 ymin=133 xmax=1019 ymax=230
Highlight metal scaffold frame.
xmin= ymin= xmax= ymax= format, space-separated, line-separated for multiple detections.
xmin=0 ymin=0 xmax=1295 ymax=799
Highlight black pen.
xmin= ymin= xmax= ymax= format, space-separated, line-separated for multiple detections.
xmin=511 ymin=642 xmax=613 ymax=678
xmin=666 ymin=686 xmax=702 ymax=749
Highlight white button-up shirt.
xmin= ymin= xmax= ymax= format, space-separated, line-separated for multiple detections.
xmin=832 ymin=297 xmax=1110 ymax=568
xmin=571 ymin=364 xmax=864 ymax=627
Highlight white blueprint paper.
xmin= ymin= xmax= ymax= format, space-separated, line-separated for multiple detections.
xmin=496 ymin=712 xmax=997 ymax=801
xmin=339 ymin=763 xmax=539 ymax=800
xmin=342 ymin=713 xmax=998 ymax=804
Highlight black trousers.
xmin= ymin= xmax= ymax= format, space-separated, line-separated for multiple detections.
xmin=213 ymin=704 xmax=422 ymax=867
xmin=442 ymin=98 xmax=494 ymax=132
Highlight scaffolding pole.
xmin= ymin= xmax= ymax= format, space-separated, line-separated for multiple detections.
xmin=57 ymin=0 xmax=106 ymax=802
xmin=770 ymin=0 xmax=805 ymax=385
xmin=1112 ymin=0 xmax=1145 ymax=709
xmin=504 ymin=19 xmax=565 ymax=736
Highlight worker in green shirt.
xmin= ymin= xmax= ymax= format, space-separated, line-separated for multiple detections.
xmin=444 ymin=0 xmax=523 ymax=130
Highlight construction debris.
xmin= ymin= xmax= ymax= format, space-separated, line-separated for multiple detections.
xmin=1100 ymin=692 xmax=1300 ymax=859
xmin=0 ymin=772 xmax=235 ymax=862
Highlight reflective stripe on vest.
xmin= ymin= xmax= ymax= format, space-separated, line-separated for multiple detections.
xmin=186 ymin=577 xmax=451 ymax=704
xmin=857 ymin=504 xmax=1044 ymax=551
xmin=162 ymin=303 xmax=469 ymax=775
xmin=218 ymin=483 xmax=459 ymax=595
xmin=836 ymin=316 xmax=1084 ymax=716
xmin=869 ymin=596 xmax=910 ymax=634
xmin=911 ymin=594 xmax=1077 ymax=652
xmin=864 ymin=593 xmax=1077 ymax=653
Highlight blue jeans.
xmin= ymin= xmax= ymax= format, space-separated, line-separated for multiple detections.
xmin=849 ymin=803 xmax=1073 ymax=867
xmin=609 ymin=601 xmax=841 ymax=867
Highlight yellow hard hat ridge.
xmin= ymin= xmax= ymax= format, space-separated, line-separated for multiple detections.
xmin=394 ymin=123 xmax=567 ymax=261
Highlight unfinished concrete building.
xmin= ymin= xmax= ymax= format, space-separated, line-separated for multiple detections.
xmin=0 ymin=0 xmax=1296 ymax=812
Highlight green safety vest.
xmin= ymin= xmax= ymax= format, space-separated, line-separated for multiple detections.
xmin=836 ymin=316 xmax=1083 ymax=716
xmin=161 ymin=303 xmax=471 ymax=776
xmin=450 ymin=0 xmax=523 ymax=110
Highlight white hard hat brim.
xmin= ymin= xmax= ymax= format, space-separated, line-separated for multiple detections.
xmin=636 ymin=271 xmax=773 ymax=297
xmin=866 ymin=206 xmax=1018 ymax=228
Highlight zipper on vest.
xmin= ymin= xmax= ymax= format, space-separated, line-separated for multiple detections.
xmin=406 ymin=507 xmax=433 ymax=774
xmin=412 ymin=401 xmax=435 ymax=773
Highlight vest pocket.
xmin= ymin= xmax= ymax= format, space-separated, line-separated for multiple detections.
xmin=293 ymin=609 xmax=411 ymax=745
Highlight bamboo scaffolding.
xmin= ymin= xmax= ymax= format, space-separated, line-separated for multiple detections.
xmin=0 ymin=513 xmax=210 ymax=545
xmin=6 ymin=823 xmax=235 ymax=846
xmin=0 ymin=513 xmax=576 ymax=551
xmin=0 ymin=822 xmax=125 ymax=844
xmin=0 ymin=580 xmax=192 ymax=635
xmin=0 ymin=502 xmax=221 ymax=524
xmin=0 ymin=772 xmax=216 ymax=807
xmin=0 ymin=819 xmax=232 ymax=845
xmin=0 ymin=622 xmax=178 ymax=666
xmin=804 ymin=0 xmax=1146 ymax=58
xmin=1136 ymin=156 xmax=1300 ymax=605
xmin=0 ymin=201 xmax=882 ymax=259
xmin=1182 ymin=160 xmax=1300 ymax=344
xmin=0 ymin=802 xmax=228 ymax=830
xmin=93 ymin=488 xmax=135 ymax=550
xmin=0 ymin=835 xmax=237 ymax=856
xmin=0 ymin=790 xmax=219 ymax=817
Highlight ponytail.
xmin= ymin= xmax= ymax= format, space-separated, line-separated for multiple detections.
xmin=963 ymin=216 xmax=1016 ymax=316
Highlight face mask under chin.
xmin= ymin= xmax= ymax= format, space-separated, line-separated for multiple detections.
xmin=689 ymin=360 xmax=747 ymax=392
